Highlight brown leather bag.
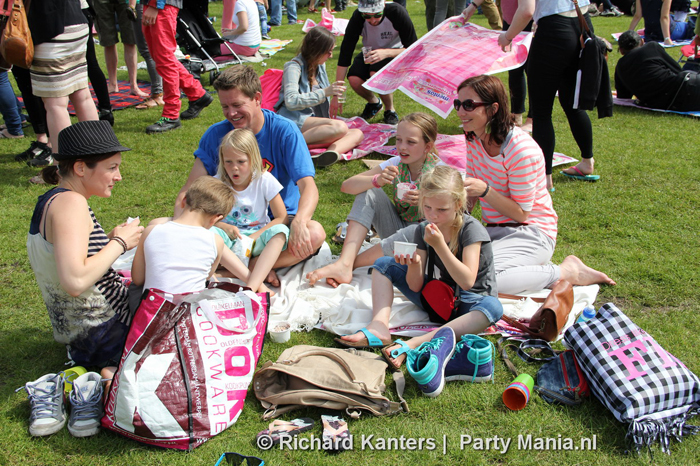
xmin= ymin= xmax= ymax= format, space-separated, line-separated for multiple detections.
xmin=500 ymin=280 xmax=575 ymax=341
xmin=0 ymin=0 xmax=33 ymax=69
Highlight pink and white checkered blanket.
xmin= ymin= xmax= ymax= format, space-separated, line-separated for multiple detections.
xmin=364 ymin=18 xmax=531 ymax=118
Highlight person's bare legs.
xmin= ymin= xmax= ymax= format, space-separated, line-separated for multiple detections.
xmin=124 ymin=43 xmax=149 ymax=98
xmin=247 ymin=234 xmax=285 ymax=291
xmin=273 ymin=220 xmax=326 ymax=268
xmin=348 ymin=75 xmax=378 ymax=104
xmin=306 ymin=220 xmax=368 ymax=287
xmin=384 ymin=311 xmax=491 ymax=368
xmin=378 ymin=91 xmax=395 ymax=112
xmin=301 ymin=117 xmax=364 ymax=154
xmin=70 ymin=87 xmax=99 ymax=122
xmin=339 ymin=268 xmax=395 ymax=343
xmin=104 ymin=44 xmax=120 ymax=93
xmin=559 ymin=255 xmax=616 ymax=287
xmin=42 ymin=96 xmax=72 ymax=151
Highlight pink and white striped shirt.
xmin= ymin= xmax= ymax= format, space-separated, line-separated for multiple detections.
xmin=466 ymin=126 xmax=558 ymax=240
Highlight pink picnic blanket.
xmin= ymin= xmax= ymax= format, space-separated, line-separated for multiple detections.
xmin=309 ymin=117 xmax=397 ymax=161
xmin=364 ymin=18 xmax=531 ymax=118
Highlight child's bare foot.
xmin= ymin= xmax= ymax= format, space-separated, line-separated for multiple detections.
xmin=339 ymin=321 xmax=390 ymax=344
xmin=265 ymin=269 xmax=280 ymax=288
xmin=258 ymin=283 xmax=276 ymax=297
xmin=560 ymin=255 xmax=616 ymax=287
xmin=306 ymin=260 xmax=353 ymax=288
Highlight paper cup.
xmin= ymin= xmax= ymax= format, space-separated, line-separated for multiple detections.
xmin=394 ymin=241 xmax=417 ymax=257
xmin=362 ymin=46 xmax=372 ymax=63
xmin=502 ymin=373 xmax=535 ymax=411
xmin=270 ymin=322 xmax=291 ymax=343
xmin=396 ymin=182 xmax=417 ymax=200
xmin=63 ymin=366 xmax=87 ymax=394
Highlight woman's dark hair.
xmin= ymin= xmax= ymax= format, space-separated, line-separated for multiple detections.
xmin=456 ymin=75 xmax=515 ymax=146
xmin=40 ymin=152 xmax=119 ymax=185
xmin=618 ymin=30 xmax=642 ymax=55
xmin=299 ymin=26 xmax=336 ymax=86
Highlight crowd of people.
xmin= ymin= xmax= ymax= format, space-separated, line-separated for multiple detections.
xmin=15 ymin=0 xmax=698 ymax=438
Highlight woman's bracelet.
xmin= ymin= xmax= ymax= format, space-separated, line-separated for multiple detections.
xmin=480 ymin=184 xmax=490 ymax=198
xmin=372 ymin=173 xmax=382 ymax=188
xmin=112 ymin=236 xmax=128 ymax=254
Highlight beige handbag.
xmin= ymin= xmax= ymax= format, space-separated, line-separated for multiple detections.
xmin=253 ymin=345 xmax=409 ymax=420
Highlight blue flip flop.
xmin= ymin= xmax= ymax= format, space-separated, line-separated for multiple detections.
xmin=334 ymin=327 xmax=391 ymax=349
xmin=381 ymin=340 xmax=411 ymax=371
xmin=561 ymin=166 xmax=600 ymax=181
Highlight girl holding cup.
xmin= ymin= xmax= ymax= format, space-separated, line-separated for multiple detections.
xmin=337 ymin=165 xmax=502 ymax=356
xmin=275 ymin=26 xmax=364 ymax=166
xmin=307 ymin=112 xmax=444 ymax=288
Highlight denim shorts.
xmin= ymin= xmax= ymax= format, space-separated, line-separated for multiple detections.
xmin=372 ymin=256 xmax=503 ymax=324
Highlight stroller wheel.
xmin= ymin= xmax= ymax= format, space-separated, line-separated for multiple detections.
xmin=210 ymin=70 xmax=220 ymax=84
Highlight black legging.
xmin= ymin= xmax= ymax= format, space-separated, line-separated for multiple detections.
xmin=527 ymin=14 xmax=594 ymax=175
xmin=503 ymin=19 xmax=532 ymax=116
xmin=83 ymin=8 xmax=111 ymax=111
xmin=11 ymin=66 xmax=47 ymax=136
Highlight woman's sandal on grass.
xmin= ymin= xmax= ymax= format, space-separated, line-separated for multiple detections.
xmin=381 ymin=340 xmax=411 ymax=371
xmin=322 ymin=415 xmax=350 ymax=452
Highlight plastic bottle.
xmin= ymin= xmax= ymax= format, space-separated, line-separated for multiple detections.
xmin=576 ymin=306 xmax=596 ymax=323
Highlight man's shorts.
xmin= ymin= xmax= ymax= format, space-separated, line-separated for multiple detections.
xmin=91 ymin=0 xmax=137 ymax=47
xmin=347 ymin=52 xmax=394 ymax=81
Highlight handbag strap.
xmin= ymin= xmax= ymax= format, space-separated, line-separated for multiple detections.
xmin=572 ymin=0 xmax=591 ymax=35
xmin=498 ymin=292 xmax=546 ymax=303
xmin=426 ymin=241 xmax=460 ymax=300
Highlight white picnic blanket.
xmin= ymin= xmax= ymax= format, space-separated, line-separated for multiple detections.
xmin=264 ymin=242 xmax=600 ymax=341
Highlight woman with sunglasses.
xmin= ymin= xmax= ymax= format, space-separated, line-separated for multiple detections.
xmin=276 ymin=26 xmax=364 ymax=166
xmin=464 ymin=0 xmax=599 ymax=188
xmin=457 ymin=75 xmax=615 ymax=294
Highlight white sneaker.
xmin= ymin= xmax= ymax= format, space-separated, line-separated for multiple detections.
xmin=67 ymin=372 xmax=104 ymax=437
xmin=18 ymin=373 xmax=66 ymax=436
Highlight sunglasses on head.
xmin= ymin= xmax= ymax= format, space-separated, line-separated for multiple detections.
xmin=214 ymin=452 xmax=264 ymax=466
xmin=453 ymin=99 xmax=489 ymax=112
xmin=362 ymin=12 xmax=383 ymax=19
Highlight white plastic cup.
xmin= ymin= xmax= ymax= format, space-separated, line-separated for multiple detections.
xmin=337 ymin=85 xmax=347 ymax=103
xmin=396 ymin=182 xmax=417 ymax=200
xmin=394 ymin=241 xmax=417 ymax=258
xmin=270 ymin=322 xmax=291 ymax=343
xmin=362 ymin=46 xmax=372 ymax=64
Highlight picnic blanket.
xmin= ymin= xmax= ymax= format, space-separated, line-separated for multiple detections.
xmin=364 ymin=18 xmax=531 ymax=118
xmin=259 ymin=242 xmax=599 ymax=341
xmin=308 ymin=117 xmax=397 ymax=161
xmin=613 ymin=97 xmax=700 ymax=117
xmin=302 ymin=8 xmax=349 ymax=36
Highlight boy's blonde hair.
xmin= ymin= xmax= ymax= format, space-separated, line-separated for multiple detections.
xmin=217 ymin=129 xmax=263 ymax=186
xmin=419 ymin=165 xmax=467 ymax=255
xmin=185 ymin=176 xmax=235 ymax=218
xmin=400 ymin=112 xmax=439 ymax=157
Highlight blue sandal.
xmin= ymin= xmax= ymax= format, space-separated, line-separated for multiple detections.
xmin=381 ymin=340 xmax=411 ymax=371
xmin=334 ymin=327 xmax=391 ymax=349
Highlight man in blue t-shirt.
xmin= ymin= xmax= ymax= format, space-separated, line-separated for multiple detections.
xmin=175 ymin=65 xmax=326 ymax=270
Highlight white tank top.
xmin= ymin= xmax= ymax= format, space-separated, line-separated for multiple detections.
xmin=142 ymin=221 xmax=218 ymax=294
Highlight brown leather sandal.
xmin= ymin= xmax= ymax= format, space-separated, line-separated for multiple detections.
xmin=135 ymin=93 xmax=164 ymax=110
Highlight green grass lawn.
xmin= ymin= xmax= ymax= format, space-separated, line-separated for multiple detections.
xmin=0 ymin=3 xmax=698 ymax=465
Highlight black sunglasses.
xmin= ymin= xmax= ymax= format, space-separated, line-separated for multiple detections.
xmin=362 ymin=12 xmax=383 ymax=19
xmin=214 ymin=452 xmax=264 ymax=466
xmin=453 ymin=98 xmax=489 ymax=112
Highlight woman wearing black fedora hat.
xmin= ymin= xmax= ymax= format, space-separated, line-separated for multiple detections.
xmin=27 ymin=120 xmax=144 ymax=370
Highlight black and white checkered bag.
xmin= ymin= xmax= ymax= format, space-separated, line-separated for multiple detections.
xmin=564 ymin=303 xmax=700 ymax=454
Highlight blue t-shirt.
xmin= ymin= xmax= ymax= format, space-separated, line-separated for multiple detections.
xmin=193 ymin=109 xmax=315 ymax=215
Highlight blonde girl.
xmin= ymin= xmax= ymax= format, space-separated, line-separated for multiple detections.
xmin=307 ymin=112 xmax=443 ymax=288
xmin=338 ymin=166 xmax=503 ymax=376
xmin=213 ymin=128 xmax=290 ymax=290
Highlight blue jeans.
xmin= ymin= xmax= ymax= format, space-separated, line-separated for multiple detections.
xmin=270 ymin=0 xmax=297 ymax=26
xmin=0 ymin=71 xmax=23 ymax=136
xmin=256 ymin=2 xmax=269 ymax=35
xmin=372 ymin=256 xmax=504 ymax=324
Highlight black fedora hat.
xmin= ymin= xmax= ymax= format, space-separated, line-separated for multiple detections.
xmin=55 ymin=121 xmax=131 ymax=161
